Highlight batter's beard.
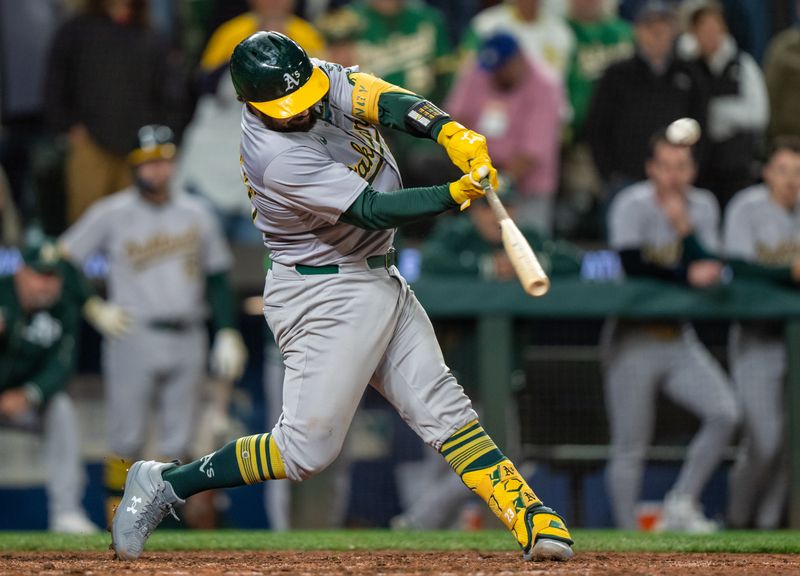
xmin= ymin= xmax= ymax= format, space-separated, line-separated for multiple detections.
xmin=262 ymin=113 xmax=317 ymax=133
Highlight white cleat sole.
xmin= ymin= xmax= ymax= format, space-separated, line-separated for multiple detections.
xmin=528 ymin=539 xmax=574 ymax=562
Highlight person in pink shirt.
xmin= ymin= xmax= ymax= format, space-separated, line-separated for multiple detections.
xmin=446 ymin=32 xmax=565 ymax=233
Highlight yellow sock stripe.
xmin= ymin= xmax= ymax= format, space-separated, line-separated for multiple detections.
xmin=449 ymin=439 xmax=498 ymax=475
xmin=268 ymin=435 xmax=287 ymax=479
xmin=236 ymin=435 xmax=258 ymax=484
xmin=443 ymin=435 xmax=493 ymax=468
xmin=248 ymin=434 xmax=260 ymax=483
xmin=442 ymin=429 xmax=487 ymax=459
xmin=258 ymin=434 xmax=269 ymax=480
xmin=441 ymin=421 xmax=482 ymax=452
xmin=234 ymin=437 xmax=248 ymax=483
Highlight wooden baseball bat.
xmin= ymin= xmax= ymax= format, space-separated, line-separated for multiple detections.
xmin=480 ymin=177 xmax=550 ymax=297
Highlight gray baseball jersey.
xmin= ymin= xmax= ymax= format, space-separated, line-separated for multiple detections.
xmin=60 ymin=188 xmax=232 ymax=322
xmin=723 ymin=183 xmax=796 ymax=529
xmin=723 ymin=184 xmax=800 ymax=263
xmin=604 ymin=180 xmax=738 ymax=529
xmin=239 ymin=60 xmax=398 ymax=266
xmin=608 ymin=181 xmax=720 ymax=263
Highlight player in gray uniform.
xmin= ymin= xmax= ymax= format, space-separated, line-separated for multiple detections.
xmin=605 ymin=131 xmax=739 ymax=532
xmin=60 ymin=125 xmax=247 ymax=524
xmin=112 ymin=32 xmax=574 ymax=563
xmin=722 ymin=137 xmax=800 ymax=529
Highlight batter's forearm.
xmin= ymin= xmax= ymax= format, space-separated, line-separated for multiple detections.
xmin=341 ymin=184 xmax=457 ymax=231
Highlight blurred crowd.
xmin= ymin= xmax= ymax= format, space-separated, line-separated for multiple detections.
xmin=1 ymin=0 xmax=800 ymax=535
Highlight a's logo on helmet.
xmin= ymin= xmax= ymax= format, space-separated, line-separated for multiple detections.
xmin=283 ymin=71 xmax=301 ymax=91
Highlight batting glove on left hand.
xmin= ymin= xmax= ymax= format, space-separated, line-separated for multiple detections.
xmin=449 ymin=165 xmax=491 ymax=209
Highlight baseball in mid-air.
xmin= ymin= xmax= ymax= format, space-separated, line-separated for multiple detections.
xmin=666 ymin=117 xmax=701 ymax=146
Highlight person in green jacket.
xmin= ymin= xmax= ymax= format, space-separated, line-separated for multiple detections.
xmin=0 ymin=235 xmax=98 ymax=533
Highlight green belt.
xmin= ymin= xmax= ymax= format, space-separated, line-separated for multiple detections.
xmin=271 ymin=249 xmax=397 ymax=276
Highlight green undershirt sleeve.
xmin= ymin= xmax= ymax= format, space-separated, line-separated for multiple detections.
xmin=206 ymin=271 xmax=236 ymax=331
xmin=681 ymin=233 xmax=719 ymax=262
xmin=340 ymin=184 xmax=458 ymax=231
xmin=376 ymin=92 xmax=450 ymax=141
xmin=726 ymin=258 xmax=795 ymax=285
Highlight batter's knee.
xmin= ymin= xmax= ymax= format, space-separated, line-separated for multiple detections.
xmin=273 ymin=425 xmax=346 ymax=481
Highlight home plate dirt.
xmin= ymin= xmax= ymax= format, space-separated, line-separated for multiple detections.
xmin=1 ymin=551 xmax=799 ymax=575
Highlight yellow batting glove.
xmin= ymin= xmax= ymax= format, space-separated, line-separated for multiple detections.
xmin=470 ymin=155 xmax=499 ymax=191
xmin=437 ymin=121 xmax=489 ymax=172
xmin=449 ymin=165 xmax=490 ymax=209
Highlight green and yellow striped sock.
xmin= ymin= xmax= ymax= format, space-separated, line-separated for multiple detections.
xmin=441 ymin=420 xmax=544 ymax=550
xmin=162 ymin=433 xmax=287 ymax=499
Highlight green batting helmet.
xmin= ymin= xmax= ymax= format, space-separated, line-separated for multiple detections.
xmin=230 ymin=31 xmax=330 ymax=119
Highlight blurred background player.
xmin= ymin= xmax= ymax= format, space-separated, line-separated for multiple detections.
xmin=59 ymin=125 xmax=247 ymax=525
xmin=0 ymin=235 xmax=98 ymax=533
xmin=445 ymin=33 xmax=564 ymax=233
xmin=678 ymin=0 xmax=768 ymax=210
xmin=604 ymin=130 xmax=739 ymax=532
xmin=722 ymin=136 xmax=800 ymax=529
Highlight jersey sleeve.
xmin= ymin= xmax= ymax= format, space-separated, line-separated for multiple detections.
xmin=59 ymin=201 xmax=111 ymax=263
xmin=607 ymin=192 xmax=644 ymax=250
xmin=264 ymin=146 xmax=368 ymax=224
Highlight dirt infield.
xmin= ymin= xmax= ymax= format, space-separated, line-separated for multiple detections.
xmin=1 ymin=551 xmax=799 ymax=575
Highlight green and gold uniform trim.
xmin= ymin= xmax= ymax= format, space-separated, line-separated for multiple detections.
xmin=235 ymin=433 xmax=286 ymax=484
xmin=441 ymin=420 xmax=505 ymax=475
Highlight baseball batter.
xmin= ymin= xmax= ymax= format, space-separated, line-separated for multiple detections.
xmin=722 ymin=137 xmax=800 ymax=529
xmin=60 ymin=125 xmax=247 ymax=524
xmin=604 ymin=131 xmax=739 ymax=532
xmin=112 ymin=31 xmax=573 ymax=563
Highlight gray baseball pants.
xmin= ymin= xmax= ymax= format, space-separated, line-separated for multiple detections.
xmin=727 ymin=325 xmax=787 ymax=528
xmin=262 ymin=261 xmax=478 ymax=482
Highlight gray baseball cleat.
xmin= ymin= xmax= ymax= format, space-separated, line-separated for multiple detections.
xmin=111 ymin=460 xmax=185 ymax=561
xmin=521 ymin=505 xmax=574 ymax=562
